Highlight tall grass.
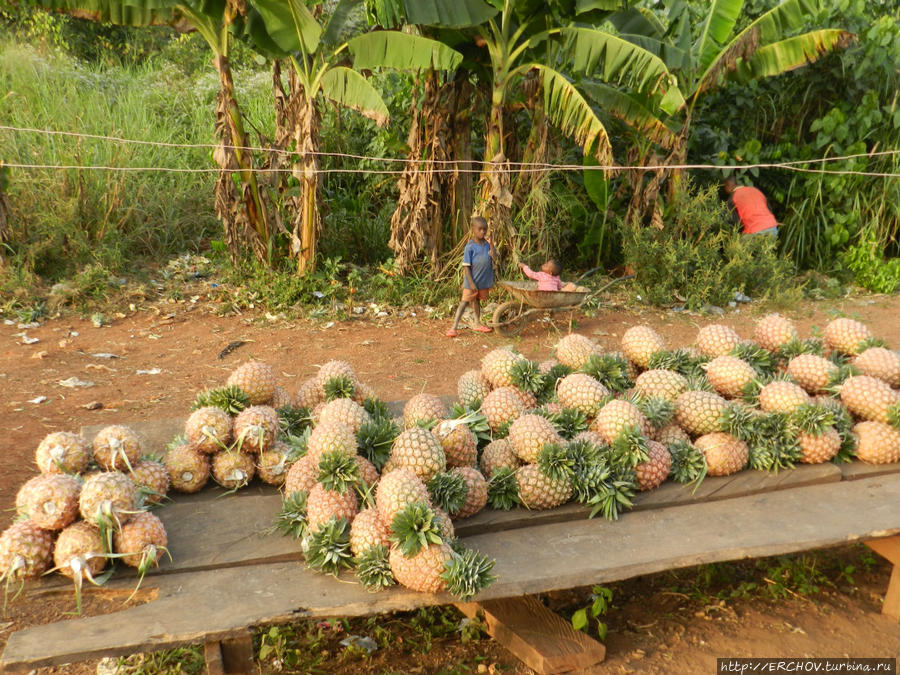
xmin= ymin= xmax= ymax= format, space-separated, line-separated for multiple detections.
xmin=0 ymin=42 xmax=267 ymax=288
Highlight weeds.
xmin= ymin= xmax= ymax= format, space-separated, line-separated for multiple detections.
xmin=105 ymin=645 xmax=205 ymax=674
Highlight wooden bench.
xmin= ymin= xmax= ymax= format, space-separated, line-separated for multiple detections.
xmin=2 ymin=418 xmax=899 ymax=674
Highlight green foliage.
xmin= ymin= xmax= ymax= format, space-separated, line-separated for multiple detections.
xmin=570 ymin=585 xmax=612 ymax=641
xmin=622 ymin=183 xmax=796 ymax=310
xmin=107 ymin=645 xmax=205 ymax=674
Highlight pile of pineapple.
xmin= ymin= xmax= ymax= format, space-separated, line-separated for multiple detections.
xmin=0 ymin=426 xmax=171 ymax=611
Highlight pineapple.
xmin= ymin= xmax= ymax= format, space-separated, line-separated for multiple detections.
xmin=295 ymin=377 xmax=324 ymax=409
xmin=621 ymin=325 xmax=665 ymax=369
xmin=654 ymin=423 xmax=691 ymax=447
xmin=634 ymin=369 xmax=688 ymax=402
xmin=696 ymin=324 xmax=742 ymax=358
xmin=786 ymin=354 xmax=838 ymax=394
xmin=15 ymin=474 xmax=81 ymax=531
xmin=674 ymin=391 xmax=728 ymax=436
xmin=315 ymin=360 xmax=359 ymax=397
xmin=92 ymin=425 xmax=142 ymax=472
xmin=572 ymin=430 xmax=607 ymax=447
xmin=854 ymin=347 xmax=900 ymax=387
xmin=284 ymin=454 xmax=318 ymax=496
xmin=556 ymin=373 xmax=610 ymax=417
xmin=0 ymin=521 xmax=54 ymax=582
xmin=349 ymin=507 xmax=391 ymax=557
xmin=853 ymin=421 xmax=900 ymax=464
xmin=318 ymin=398 xmax=371 ymax=434
xmin=164 ymin=444 xmax=211 ymax=494
xmin=191 ymin=385 xmax=249 ymax=415
xmin=305 ymin=421 xmax=358 ymax=465
xmin=508 ymin=414 xmax=564 ymax=464
xmin=591 ymin=400 xmax=652 ymax=444
xmin=824 ymin=317 xmax=873 ymax=355
xmin=457 ymin=370 xmax=492 ymax=409
xmin=270 ymin=386 xmax=292 ymax=409
xmin=227 ymin=361 xmax=276 ymax=405
xmin=516 ymin=463 xmax=573 ymax=510
xmin=79 ymin=471 xmax=138 ymax=529
xmin=306 ymin=484 xmax=359 ymax=534
xmin=555 ymin=334 xmax=600 ymax=370
xmin=114 ymin=511 xmax=168 ymax=572
xmin=35 ymin=431 xmax=91 ymax=475
xmin=389 ymin=541 xmax=453 ymax=593
xmin=796 ymin=427 xmax=841 ymax=464
xmin=185 ymin=406 xmax=233 ymax=455
xmin=211 ymin=449 xmax=256 ymax=489
xmin=754 ymin=314 xmax=798 ymax=351
xmin=479 ymin=438 xmax=520 ymax=477
xmin=840 ymin=375 xmax=900 ymax=424
xmin=355 ymin=455 xmax=380 ymax=490
xmin=704 ymin=356 xmax=757 ymax=399
xmin=352 ymin=381 xmax=379 ymax=406
xmin=480 ymin=387 xmax=526 ymax=431
xmin=635 ymin=440 xmax=672 ymax=491
xmin=53 ymin=521 xmax=108 ymax=612
xmin=403 ymin=394 xmax=448 ymax=429
xmin=451 ymin=467 xmax=488 ymax=519
xmin=232 ymin=405 xmax=279 ymax=454
xmin=433 ymin=420 xmax=478 ymax=468
xmin=481 ymin=348 xmax=526 ymax=389
xmin=389 ymin=428 xmax=446 ymax=482
xmin=693 ymin=433 xmax=748 ymax=476
xmin=256 ymin=441 xmax=292 ymax=487
xmin=375 ymin=468 xmax=430 ymax=524
xmin=129 ymin=459 xmax=170 ymax=506
xmin=758 ymin=381 xmax=811 ymax=414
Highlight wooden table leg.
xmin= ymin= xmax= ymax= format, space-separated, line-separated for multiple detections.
xmin=456 ymin=596 xmax=606 ymax=675
xmin=204 ymin=631 xmax=255 ymax=675
xmin=865 ymin=535 xmax=900 ymax=621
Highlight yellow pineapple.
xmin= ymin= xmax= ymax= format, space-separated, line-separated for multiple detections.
xmin=457 ymin=370 xmax=492 ymax=408
xmin=693 ymin=433 xmax=748 ymax=476
xmin=786 ymin=354 xmax=838 ymax=394
xmin=375 ymin=468 xmax=430 ymax=524
xmin=704 ymin=356 xmax=757 ymax=399
xmin=556 ymin=373 xmax=610 ymax=417
xmin=634 ymin=369 xmax=688 ymax=402
xmin=854 ymin=347 xmax=900 ymax=387
xmin=555 ymin=333 xmax=600 ymax=370
xmin=481 ymin=348 xmax=526 ymax=389
xmin=621 ymin=325 xmax=665 ymax=369
xmin=824 ymin=317 xmax=873 ymax=355
xmin=507 ymin=414 xmax=564 ymax=464
xmin=318 ymin=398 xmax=371 ymax=434
xmin=480 ymin=387 xmax=526 ymax=430
xmin=635 ymin=440 xmax=671 ymax=491
xmin=479 ymin=438 xmax=520 ymax=476
xmin=696 ymin=324 xmax=742 ymax=358
xmin=674 ymin=391 xmax=728 ymax=436
xmin=403 ymin=394 xmax=448 ymax=428
xmin=839 ymin=375 xmax=900 ymax=424
xmin=389 ymin=428 xmax=446 ymax=482
xmin=16 ymin=474 xmax=81 ymax=531
xmin=35 ymin=431 xmax=91 ymax=475
xmin=227 ymin=361 xmax=276 ymax=405
xmin=515 ymin=464 xmax=573 ymax=509
xmin=853 ymin=421 xmax=900 ymax=464
xmin=758 ymin=381 xmax=810 ymax=414
xmin=590 ymin=400 xmax=651 ymax=444
xmin=754 ymin=314 xmax=798 ymax=351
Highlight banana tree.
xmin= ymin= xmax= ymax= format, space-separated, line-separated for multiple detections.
xmin=36 ymin=0 xmax=275 ymax=264
xmin=245 ymin=0 xmax=462 ymax=274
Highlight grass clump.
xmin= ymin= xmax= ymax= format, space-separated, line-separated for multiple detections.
xmin=621 ymin=181 xmax=797 ymax=310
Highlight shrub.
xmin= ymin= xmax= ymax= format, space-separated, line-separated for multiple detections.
xmin=621 ymin=182 xmax=796 ymax=310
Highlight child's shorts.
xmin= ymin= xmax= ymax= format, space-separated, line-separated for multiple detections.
xmin=462 ymin=287 xmax=491 ymax=302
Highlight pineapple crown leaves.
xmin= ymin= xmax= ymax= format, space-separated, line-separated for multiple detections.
xmin=776 ymin=337 xmax=824 ymax=361
xmin=729 ymin=343 xmax=775 ymax=376
xmin=833 ymin=425 xmax=858 ymax=464
xmin=546 ymin=407 xmax=589 ymax=440
xmin=788 ymin=403 xmax=836 ymax=435
xmin=582 ymin=469 xmax=637 ymax=521
xmin=747 ymin=434 xmax=802 ymax=473
xmin=510 ymin=359 xmax=547 ymax=397
xmin=825 ymin=362 xmax=861 ymax=393
xmin=486 ymin=467 xmax=521 ymax=511
xmin=388 ymin=501 xmax=444 ymax=558
xmin=608 ymin=428 xmax=650 ymax=469
xmin=648 ymin=349 xmax=709 ymax=379
xmin=281 ymin=426 xmax=311 ymax=460
xmin=632 ymin=395 xmax=675 ymax=429
xmin=354 ymin=544 xmax=396 ymax=590
xmin=566 ymin=438 xmax=607 ymax=479
xmin=719 ymin=403 xmax=759 ymax=442
xmin=668 ymin=440 xmax=707 ymax=487
xmin=166 ymin=434 xmax=189 ymax=452
xmin=888 ymin=401 xmax=900 ymax=430
xmin=443 ymin=409 xmax=490 ymax=437
xmin=857 ymin=336 xmax=888 ymax=352
xmin=684 ymin=373 xmax=714 ymax=393
xmin=275 ymin=490 xmax=309 ymax=539
xmin=536 ymin=442 xmax=576 ymax=482
xmin=579 ymin=354 xmax=633 ymax=393
xmin=544 ymin=363 xmax=573 ymax=388
xmin=356 ymin=418 xmax=398 ymax=471
xmin=316 ymin=451 xmax=361 ymax=494
xmin=323 ymin=375 xmax=356 ymax=402
xmin=362 ymin=397 xmax=392 ymax=422
xmin=301 ymin=517 xmax=353 ymax=575
xmin=191 ymin=385 xmax=249 ymax=415
xmin=492 ymin=420 xmax=511 ymax=440
xmin=441 ymin=547 xmax=497 ymax=601
xmin=426 ymin=471 xmax=469 ymax=516
xmin=276 ymin=404 xmax=313 ymax=437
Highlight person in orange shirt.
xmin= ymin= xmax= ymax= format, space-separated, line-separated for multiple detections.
xmin=723 ymin=178 xmax=778 ymax=236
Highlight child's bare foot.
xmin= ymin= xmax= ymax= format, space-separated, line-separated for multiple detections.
xmin=473 ymin=325 xmax=493 ymax=333
xmin=445 ymin=329 xmax=459 ymax=338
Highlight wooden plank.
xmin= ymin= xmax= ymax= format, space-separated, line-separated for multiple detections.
xmin=838 ymin=460 xmax=900 ymax=482
xmin=204 ymin=642 xmax=225 ymax=675
xmin=456 ymin=462 xmax=842 ymax=537
xmin=456 ymin=597 xmax=605 ymax=674
xmin=219 ymin=632 xmax=254 ymax=674
xmin=4 ymin=474 xmax=900 ymax=672
xmin=865 ymin=535 xmax=900 ymax=621
xmin=866 ymin=535 xmax=900 ymax=564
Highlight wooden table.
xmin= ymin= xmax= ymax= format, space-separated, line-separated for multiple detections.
xmin=2 ymin=418 xmax=899 ymax=674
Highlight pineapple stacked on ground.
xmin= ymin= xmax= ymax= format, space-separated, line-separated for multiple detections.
xmin=275 ymin=361 xmax=496 ymax=600
xmin=1 ymin=427 xmax=170 ymax=611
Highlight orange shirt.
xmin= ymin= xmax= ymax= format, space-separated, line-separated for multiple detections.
xmin=731 ymin=186 xmax=777 ymax=234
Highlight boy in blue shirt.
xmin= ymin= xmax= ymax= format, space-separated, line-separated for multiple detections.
xmin=446 ymin=216 xmax=495 ymax=337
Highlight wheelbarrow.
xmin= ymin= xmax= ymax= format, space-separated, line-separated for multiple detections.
xmin=489 ymin=270 xmax=632 ymax=336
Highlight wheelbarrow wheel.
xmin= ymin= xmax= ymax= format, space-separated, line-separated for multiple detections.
xmin=493 ymin=301 xmax=526 ymax=336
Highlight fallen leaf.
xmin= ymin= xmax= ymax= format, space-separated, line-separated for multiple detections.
xmin=82 ymin=401 xmax=104 ymax=410
xmin=90 ymin=353 xmax=120 ymax=359
xmin=136 ymin=368 xmax=161 ymax=375
xmin=30 ymin=351 xmax=48 ymax=360
xmin=21 ymin=336 xmax=40 ymax=345
xmin=58 ymin=377 xmax=94 ymax=388
xmin=27 ymin=396 xmax=47 ymax=404
xmin=86 ymin=364 xmax=116 ymax=372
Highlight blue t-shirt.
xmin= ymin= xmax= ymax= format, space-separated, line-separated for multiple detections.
xmin=462 ymin=240 xmax=494 ymax=290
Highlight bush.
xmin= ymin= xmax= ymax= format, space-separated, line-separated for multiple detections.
xmin=621 ymin=182 xmax=796 ymax=310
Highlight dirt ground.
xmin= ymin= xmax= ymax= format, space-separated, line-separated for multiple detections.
xmin=2 ymin=288 xmax=899 ymax=673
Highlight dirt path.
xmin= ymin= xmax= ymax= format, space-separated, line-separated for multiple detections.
xmin=2 ymin=292 xmax=899 ymax=673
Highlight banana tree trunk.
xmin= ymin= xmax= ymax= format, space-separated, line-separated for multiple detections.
xmin=477 ymin=86 xmax=517 ymax=265
xmin=447 ymin=74 xmax=474 ymax=247
xmin=513 ymin=71 xmax=551 ymax=251
xmin=213 ymin=55 xmax=270 ymax=264
xmin=291 ymin=94 xmax=321 ymax=275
